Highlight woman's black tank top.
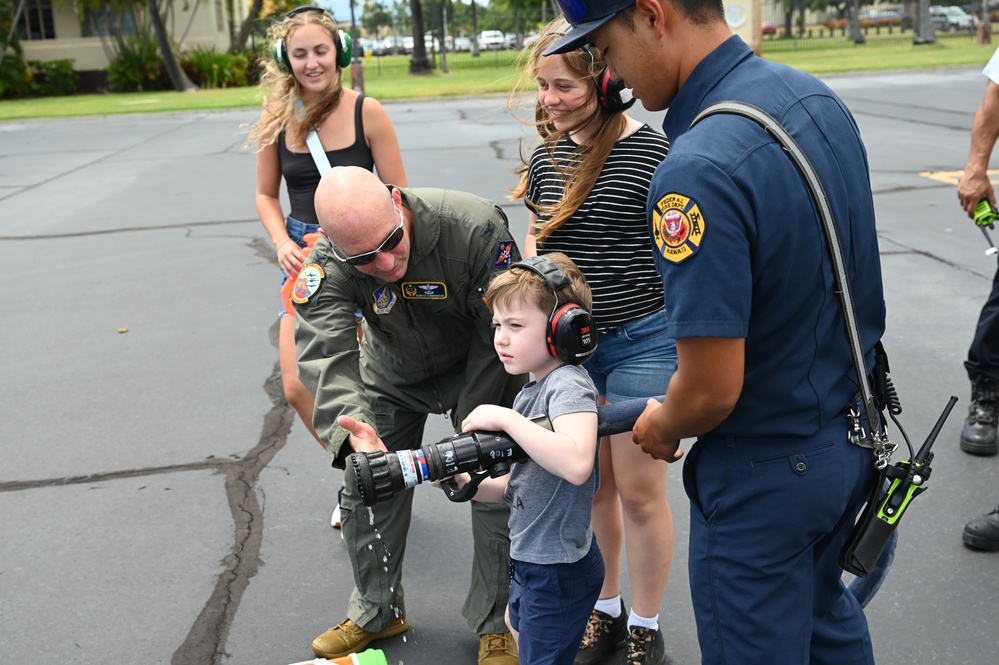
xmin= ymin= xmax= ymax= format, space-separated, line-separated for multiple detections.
xmin=278 ymin=93 xmax=376 ymax=224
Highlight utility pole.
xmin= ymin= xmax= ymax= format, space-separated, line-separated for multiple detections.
xmin=914 ymin=0 xmax=937 ymax=44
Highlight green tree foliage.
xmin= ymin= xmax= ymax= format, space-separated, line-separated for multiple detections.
xmin=362 ymin=0 xmax=394 ymax=35
xmin=1 ymin=1 xmax=30 ymax=98
xmin=75 ymin=0 xmax=194 ymax=91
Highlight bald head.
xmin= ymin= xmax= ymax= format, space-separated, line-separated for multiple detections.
xmin=315 ymin=166 xmax=397 ymax=248
xmin=315 ymin=166 xmax=413 ymax=281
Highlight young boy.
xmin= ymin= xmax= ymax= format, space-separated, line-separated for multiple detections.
xmin=456 ymin=252 xmax=603 ymax=665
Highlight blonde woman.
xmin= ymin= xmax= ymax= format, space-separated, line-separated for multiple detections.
xmin=510 ymin=20 xmax=673 ymax=665
xmin=249 ymin=6 xmax=407 ymax=465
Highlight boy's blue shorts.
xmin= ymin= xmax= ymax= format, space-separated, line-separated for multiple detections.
xmin=508 ymin=540 xmax=604 ymax=665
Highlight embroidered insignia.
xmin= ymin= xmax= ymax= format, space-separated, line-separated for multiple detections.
xmin=494 ymin=241 xmax=514 ymax=268
xmin=372 ymin=285 xmax=397 ymax=315
xmin=291 ymin=263 xmax=325 ymax=304
xmin=402 ymin=282 xmax=447 ymax=299
xmin=652 ymin=193 xmax=705 ymax=264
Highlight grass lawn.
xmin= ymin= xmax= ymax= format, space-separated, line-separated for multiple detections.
xmin=1 ymin=36 xmax=996 ymax=121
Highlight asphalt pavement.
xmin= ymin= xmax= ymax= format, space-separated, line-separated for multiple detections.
xmin=2 ymin=66 xmax=999 ymax=665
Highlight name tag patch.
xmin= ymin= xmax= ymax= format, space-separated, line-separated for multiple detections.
xmin=402 ymin=282 xmax=447 ymax=299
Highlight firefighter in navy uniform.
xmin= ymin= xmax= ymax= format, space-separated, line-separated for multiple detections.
xmin=293 ymin=166 xmax=525 ymax=664
xmin=545 ymin=0 xmax=886 ymax=662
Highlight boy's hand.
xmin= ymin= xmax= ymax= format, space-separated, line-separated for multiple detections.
xmin=461 ymin=404 xmax=516 ymax=433
xmin=338 ymin=415 xmax=388 ymax=454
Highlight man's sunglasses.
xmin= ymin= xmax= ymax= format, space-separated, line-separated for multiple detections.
xmin=330 ymin=207 xmax=405 ymax=266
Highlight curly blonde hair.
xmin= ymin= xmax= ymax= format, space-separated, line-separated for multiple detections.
xmin=508 ymin=19 xmax=627 ymax=245
xmin=247 ymin=9 xmax=346 ymax=151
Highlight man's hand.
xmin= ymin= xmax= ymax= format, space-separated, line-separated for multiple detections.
xmin=633 ymin=398 xmax=684 ymax=463
xmin=337 ymin=415 xmax=388 ymax=454
xmin=958 ymin=165 xmax=994 ymax=219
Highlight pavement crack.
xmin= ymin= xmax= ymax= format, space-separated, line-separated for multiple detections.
xmin=0 ymin=459 xmax=233 ymax=492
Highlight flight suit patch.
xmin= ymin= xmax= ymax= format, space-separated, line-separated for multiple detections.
xmin=494 ymin=240 xmax=514 ymax=268
xmin=402 ymin=282 xmax=447 ymax=299
xmin=291 ymin=263 xmax=325 ymax=304
xmin=652 ymin=193 xmax=705 ymax=264
xmin=372 ymin=285 xmax=397 ymax=315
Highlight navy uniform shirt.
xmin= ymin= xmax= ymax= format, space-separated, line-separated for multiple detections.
xmin=649 ymin=35 xmax=886 ymax=437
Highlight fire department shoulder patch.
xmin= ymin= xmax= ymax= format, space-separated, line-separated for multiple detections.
xmin=652 ymin=193 xmax=705 ymax=264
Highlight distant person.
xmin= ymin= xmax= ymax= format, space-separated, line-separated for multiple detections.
xmin=448 ymin=252 xmax=602 ymax=665
xmin=545 ymin=0 xmax=886 ymax=662
xmin=956 ymin=46 xmax=999 ymax=551
xmin=295 ymin=166 xmax=524 ymax=664
xmin=509 ymin=19 xmax=674 ymax=665
xmin=248 ymin=5 xmax=406 ymax=455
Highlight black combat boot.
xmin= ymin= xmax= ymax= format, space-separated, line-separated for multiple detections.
xmin=963 ymin=506 xmax=999 ymax=551
xmin=960 ymin=376 xmax=998 ymax=456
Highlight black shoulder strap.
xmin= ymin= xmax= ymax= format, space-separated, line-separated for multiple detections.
xmin=689 ymin=101 xmax=893 ymax=467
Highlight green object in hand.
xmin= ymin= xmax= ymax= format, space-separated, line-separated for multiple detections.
xmin=974 ymin=199 xmax=997 ymax=229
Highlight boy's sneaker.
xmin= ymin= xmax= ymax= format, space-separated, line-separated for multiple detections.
xmin=574 ymin=600 xmax=627 ymax=665
xmin=625 ymin=625 xmax=666 ymax=665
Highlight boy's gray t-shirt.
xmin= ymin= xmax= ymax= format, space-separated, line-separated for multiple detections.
xmin=505 ymin=364 xmax=599 ymax=565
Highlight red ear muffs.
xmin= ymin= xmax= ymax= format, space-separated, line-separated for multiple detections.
xmin=549 ymin=303 xmax=597 ymax=365
xmin=511 ymin=256 xmax=597 ymax=365
xmin=595 ymin=67 xmax=635 ymax=113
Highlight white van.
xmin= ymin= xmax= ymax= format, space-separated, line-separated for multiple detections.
xmin=477 ymin=30 xmax=505 ymax=50
xmin=930 ymin=6 xmax=978 ymax=32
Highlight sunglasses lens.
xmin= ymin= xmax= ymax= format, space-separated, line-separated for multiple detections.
xmin=347 ymin=253 xmax=376 ymax=267
xmin=554 ymin=0 xmax=588 ymax=27
xmin=344 ymin=226 xmax=404 ymax=266
xmin=382 ymin=226 xmax=404 ymax=252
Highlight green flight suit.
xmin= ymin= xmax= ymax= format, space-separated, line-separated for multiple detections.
xmin=295 ymin=186 xmax=526 ymax=635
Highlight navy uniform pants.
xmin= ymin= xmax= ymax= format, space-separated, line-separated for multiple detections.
xmin=966 ymin=262 xmax=999 ymax=382
xmin=683 ymin=418 xmax=877 ymax=665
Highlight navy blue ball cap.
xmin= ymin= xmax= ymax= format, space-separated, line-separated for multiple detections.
xmin=544 ymin=0 xmax=636 ymax=55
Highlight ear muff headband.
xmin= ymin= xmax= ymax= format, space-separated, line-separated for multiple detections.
xmin=273 ymin=6 xmax=352 ymax=72
xmin=510 ymin=256 xmax=597 ymax=365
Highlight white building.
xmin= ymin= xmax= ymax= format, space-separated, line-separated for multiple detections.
xmin=13 ymin=0 xmax=248 ymax=89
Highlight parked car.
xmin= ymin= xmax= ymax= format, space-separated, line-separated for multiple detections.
xmin=477 ymin=30 xmax=505 ymax=50
xmin=452 ymin=36 xmax=472 ymax=52
xmin=761 ymin=22 xmax=777 ymax=35
xmin=930 ymin=5 xmax=978 ymax=31
xmin=371 ymin=36 xmax=404 ymax=56
xmin=356 ymin=38 xmax=377 ymax=57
